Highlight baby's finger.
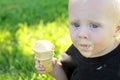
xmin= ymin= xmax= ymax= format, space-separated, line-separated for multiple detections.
xmin=52 ymin=57 xmax=57 ymax=64
xmin=36 ymin=65 xmax=44 ymax=70
xmin=52 ymin=57 xmax=61 ymax=66
xmin=35 ymin=60 xmax=44 ymax=68
xmin=36 ymin=65 xmax=46 ymax=74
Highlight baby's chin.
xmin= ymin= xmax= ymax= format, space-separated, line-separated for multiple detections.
xmin=78 ymin=46 xmax=95 ymax=58
xmin=80 ymin=50 xmax=94 ymax=58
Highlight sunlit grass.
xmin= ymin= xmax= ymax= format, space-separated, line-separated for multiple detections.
xmin=0 ymin=20 xmax=71 ymax=80
xmin=16 ymin=20 xmax=71 ymax=56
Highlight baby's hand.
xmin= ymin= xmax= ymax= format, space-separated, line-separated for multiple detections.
xmin=35 ymin=57 xmax=46 ymax=74
xmin=35 ymin=56 xmax=68 ymax=80
xmin=35 ymin=57 xmax=57 ymax=74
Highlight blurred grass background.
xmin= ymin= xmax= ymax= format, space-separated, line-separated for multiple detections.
xmin=0 ymin=0 xmax=72 ymax=80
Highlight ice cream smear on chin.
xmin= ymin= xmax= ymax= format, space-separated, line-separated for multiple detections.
xmin=33 ymin=40 xmax=55 ymax=72
xmin=78 ymin=40 xmax=94 ymax=57
xmin=79 ymin=40 xmax=94 ymax=52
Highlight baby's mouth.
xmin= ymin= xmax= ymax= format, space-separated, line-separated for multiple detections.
xmin=80 ymin=44 xmax=90 ymax=49
xmin=79 ymin=44 xmax=93 ymax=51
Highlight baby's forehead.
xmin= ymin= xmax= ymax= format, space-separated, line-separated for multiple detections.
xmin=69 ymin=0 xmax=118 ymax=7
xmin=69 ymin=0 xmax=120 ymax=24
xmin=69 ymin=0 xmax=120 ymax=14
xmin=69 ymin=0 xmax=112 ymax=13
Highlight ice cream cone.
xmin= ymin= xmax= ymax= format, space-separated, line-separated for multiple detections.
xmin=33 ymin=40 xmax=55 ymax=72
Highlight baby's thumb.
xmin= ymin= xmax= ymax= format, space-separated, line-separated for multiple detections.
xmin=53 ymin=57 xmax=62 ymax=66
xmin=52 ymin=57 xmax=57 ymax=65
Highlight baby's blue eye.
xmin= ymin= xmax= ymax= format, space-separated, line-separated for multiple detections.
xmin=73 ymin=23 xmax=80 ymax=27
xmin=90 ymin=24 xmax=98 ymax=28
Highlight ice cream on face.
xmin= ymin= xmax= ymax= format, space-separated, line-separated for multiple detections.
xmin=33 ymin=40 xmax=55 ymax=72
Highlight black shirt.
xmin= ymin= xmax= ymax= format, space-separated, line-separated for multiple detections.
xmin=61 ymin=44 xmax=120 ymax=80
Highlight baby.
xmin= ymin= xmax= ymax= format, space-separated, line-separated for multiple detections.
xmin=35 ymin=0 xmax=120 ymax=80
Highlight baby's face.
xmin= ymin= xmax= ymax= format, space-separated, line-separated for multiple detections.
xmin=69 ymin=0 xmax=119 ymax=57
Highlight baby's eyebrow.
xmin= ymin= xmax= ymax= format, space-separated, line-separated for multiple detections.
xmin=70 ymin=19 xmax=80 ymax=24
xmin=88 ymin=20 xmax=102 ymax=26
xmin=88 ymin=19 xmax=104 ymax=24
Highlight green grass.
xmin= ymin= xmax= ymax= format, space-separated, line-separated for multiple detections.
xmin=0 ymin=0 xmax=71 ymax=80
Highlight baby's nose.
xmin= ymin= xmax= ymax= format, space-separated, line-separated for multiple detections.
xmin=78 ymin=28 xmax=88 ymax=39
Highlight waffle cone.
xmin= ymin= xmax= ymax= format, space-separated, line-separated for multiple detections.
xmin=35 ymin=51 xmax=54 ymax=60
xmin=40 ymin=58 xmax=53 ymax=72
xmin=35 ymin=51 xmax=54 ymax=72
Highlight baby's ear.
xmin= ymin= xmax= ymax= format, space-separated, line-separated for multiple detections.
xmin=114 ymin=25 xmax=120 ymax=38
